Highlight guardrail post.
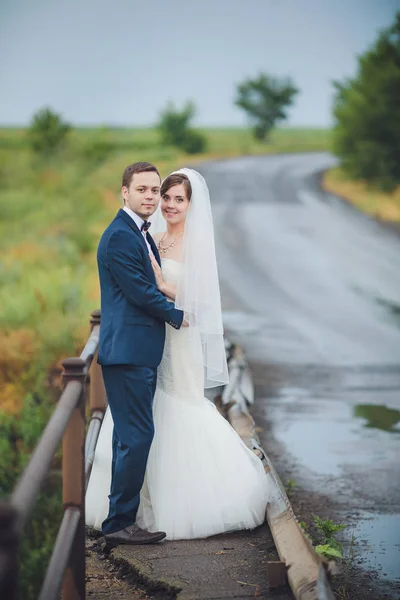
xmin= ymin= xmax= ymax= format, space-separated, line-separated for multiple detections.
xmin=89 ymin=310 xmax=107 ymax=414
xmin=0 ymin=504 xmax=18 ymax=600
xmin=62 ymin=357 xmax=86 ymax=600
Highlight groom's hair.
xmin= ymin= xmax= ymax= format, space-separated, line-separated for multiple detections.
xmin=122 ymin=162 xmax=160 ymax=188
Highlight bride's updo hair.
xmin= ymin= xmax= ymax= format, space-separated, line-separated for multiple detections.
xmin=161 ymin=173 xmax=192 ymax=200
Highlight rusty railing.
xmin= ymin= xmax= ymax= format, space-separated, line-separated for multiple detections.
xmin=0 ymin=309 xmax=107 ymax=600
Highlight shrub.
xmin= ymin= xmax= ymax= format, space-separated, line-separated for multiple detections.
xmin=158 ymin=101 xmax=207 ymax=154
xmin=0 ymin=393 xmax=62 ymax=599
xmin=28 ymin=108 xmax=70 ymax=156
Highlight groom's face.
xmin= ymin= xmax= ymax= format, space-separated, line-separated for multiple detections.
xmin=122 ymin=171 xmax=161 ymax=219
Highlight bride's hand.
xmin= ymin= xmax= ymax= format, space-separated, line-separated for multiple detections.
xmin=149 ymin=254 xmax=165 ymax=291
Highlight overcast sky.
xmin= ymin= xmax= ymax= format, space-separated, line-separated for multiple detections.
xmin=1 ymin=0 xmax=398 ymax=127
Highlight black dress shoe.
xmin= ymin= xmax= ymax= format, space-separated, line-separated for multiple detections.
xmin=104 ymin=524 xmax=166 ymax=548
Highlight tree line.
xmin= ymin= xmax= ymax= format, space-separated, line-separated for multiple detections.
xmin=27 ymin=73 xmax=299 ymax=158
xmin=28 ymin=10 xmax=400 ymax=191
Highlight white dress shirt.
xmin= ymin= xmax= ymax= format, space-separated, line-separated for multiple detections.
xmin=123 ymin=206 xmax=153 ymax=256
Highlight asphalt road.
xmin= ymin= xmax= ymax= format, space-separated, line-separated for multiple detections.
xmin=199 ymin=153 xmax=400 ymax=598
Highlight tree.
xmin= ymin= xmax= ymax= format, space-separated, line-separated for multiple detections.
xmin=28 ymin=107 xmax=70 ymax=156
xmin=235 ymin=73 xmax=298 ymax=141
xmin=332 ymin=12 xmax=400 ymax=190
xmin=157 ymin=101 xmax=206 ymax=154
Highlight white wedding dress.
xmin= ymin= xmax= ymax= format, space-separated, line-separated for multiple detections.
xmin=86 ymin=259 xmax=272 ymax=540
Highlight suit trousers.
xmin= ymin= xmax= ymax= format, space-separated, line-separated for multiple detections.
xmin=101 ymin=364 xmax=157 ymax=535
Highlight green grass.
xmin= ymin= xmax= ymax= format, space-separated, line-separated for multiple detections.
xmin=77 ymin=125 xmax=332 ymax=157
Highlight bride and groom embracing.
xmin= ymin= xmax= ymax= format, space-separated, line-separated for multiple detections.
xmin=86 ymin=162 xmax=273 ymax=548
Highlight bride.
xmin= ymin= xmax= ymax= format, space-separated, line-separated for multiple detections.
xmin=86 ymin=168 xmax=274 ymax=540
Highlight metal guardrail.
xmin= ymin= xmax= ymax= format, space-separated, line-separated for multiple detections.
xmin=0 ymin=309 xmax=107 ymax=600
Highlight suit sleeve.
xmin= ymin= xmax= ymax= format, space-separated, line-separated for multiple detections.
xmin=107 ymin=230 xmax=184 ymax=329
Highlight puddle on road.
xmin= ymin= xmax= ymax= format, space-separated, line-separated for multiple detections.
xmin=273 ymin=409 xmax=364 ymax=477
xmin=375 ymin=297 xmax=400 ymax=328
xmin=354 ymin=404 xmax=400 ymax=433
xmin=273 ymin=393 xmax=400 ymax=478
xmin=269 ymin=391 xmax=400 ymax=585
xmin=343 ymin=512 xmax=400 ymax=581
xmin=353 ymin=285 xmax=400 ymax=329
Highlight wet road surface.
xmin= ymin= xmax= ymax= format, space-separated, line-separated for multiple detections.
xmin=199 ymin=153 xmax=400 ymax=597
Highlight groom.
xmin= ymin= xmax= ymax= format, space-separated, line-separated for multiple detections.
xmin=97 ymin=161 xmax=185 ymax=547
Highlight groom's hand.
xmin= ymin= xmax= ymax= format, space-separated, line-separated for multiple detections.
xmin=181 ymin=312 xmax=193 ymax=328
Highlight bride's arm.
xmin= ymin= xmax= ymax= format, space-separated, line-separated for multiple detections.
xmin=160 ymin=281 xmax=177 ymax=301
xmin=149 ymin=254 xmax=177 ymax=300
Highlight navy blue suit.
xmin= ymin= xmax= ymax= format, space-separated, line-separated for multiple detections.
xmin=97 ymin=209 xmax=183 ymax=534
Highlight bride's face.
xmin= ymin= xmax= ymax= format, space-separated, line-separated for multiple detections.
xmin=161 ymin=184 xmax=190 ymax=226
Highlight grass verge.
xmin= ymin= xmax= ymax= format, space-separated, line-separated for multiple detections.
xmin=323 ymin=167 xmax=400 ymax=225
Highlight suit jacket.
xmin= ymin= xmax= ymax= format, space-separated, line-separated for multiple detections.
xmin=97 ymin=209 xmax=184 ymax=367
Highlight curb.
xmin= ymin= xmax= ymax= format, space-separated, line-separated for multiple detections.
xmin=221 ymin=342 xmax=336 ymax=600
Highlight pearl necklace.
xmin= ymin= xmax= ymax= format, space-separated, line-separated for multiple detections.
xmin=157 ymin=232 xmax=184 ymax=255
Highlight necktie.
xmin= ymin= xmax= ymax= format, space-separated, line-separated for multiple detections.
xmin=141 ymin=221 xmax=151 ymax=233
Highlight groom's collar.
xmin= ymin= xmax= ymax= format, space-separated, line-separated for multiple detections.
xmin=117 ymin=208 xmax=145 ymax=237
xmin=117 ymin=208 xmax=161 ymax=265
xmin=122 ymin=206 xmax=145 ymax=231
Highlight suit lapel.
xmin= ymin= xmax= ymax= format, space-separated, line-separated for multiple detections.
xmin=117 ymin=209 xmax=148 ymax=251
xmin=118 ymin=208 xmax=141 ymax=235
xmin=147 ymin=233 xmax=161 ymax=266
xmin=117 ymin=209 xmax=161 ymax=265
